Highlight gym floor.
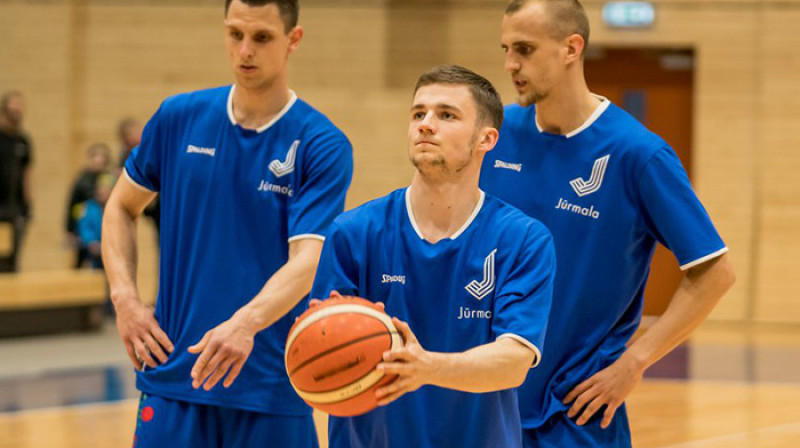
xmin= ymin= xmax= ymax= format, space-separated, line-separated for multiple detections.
xmin=0 ymin=319 xmax=798 ymax=447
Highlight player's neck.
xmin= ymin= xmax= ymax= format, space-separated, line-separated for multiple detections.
xmin=0 ymin=116 xmax=20 ymax=134
xmin=534 ymin=79 xmax=600 ymax=136
xmin=408 ymin=175 xmax=482 ymax=244
xmin=231 ymin=80 xmax=292 ymax=130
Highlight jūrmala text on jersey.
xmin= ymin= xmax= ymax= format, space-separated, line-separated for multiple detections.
xmin=479 ymin=98 xmax=727 ymax=428
xmin=124 ymin=85 xmax=353 ymax=415
xmin=310 ymin=188 xmax=556 ymax=448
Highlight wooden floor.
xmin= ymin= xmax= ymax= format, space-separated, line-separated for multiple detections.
xmin=0 ymin=380 xmax=798 ymax=448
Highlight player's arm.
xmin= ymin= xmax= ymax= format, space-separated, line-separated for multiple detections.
xmin=188 ymin=237 xmax=323 ymax=390
xmin=378 ymin=226 xmax=555 ymax=405
xmin=375 ymin=318 xmax=534 ymax=405
xmin=564 ymin=253 xmax=734 ymax=428
xmin=564 ymin=147 xmax=737 ymax=428
xmin=102 ymin=176 xmax=173 ymax=370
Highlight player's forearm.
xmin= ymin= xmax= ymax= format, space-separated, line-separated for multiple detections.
xmin=235 ymin=242 xmax=322 ymax=333
xmin=622 ymin=254 xmax=735 ymax=371
xmin=101 ymin=201 xmax=141 ymax=308
xmin=427 ymin=339 xmax=534 ymax=393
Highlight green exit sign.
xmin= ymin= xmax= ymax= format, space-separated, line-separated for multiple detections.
xmin=603 ymin=2 xmax=655 ymax=28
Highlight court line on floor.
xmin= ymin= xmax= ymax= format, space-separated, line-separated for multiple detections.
xmin=660 ymin=422 xmax=800 ymax=447
xmin=0 ymin=398 xmax=138 ymax=417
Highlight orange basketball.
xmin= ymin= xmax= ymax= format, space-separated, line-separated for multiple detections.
xmin=285 ymin=294 xmax=402 ymax=417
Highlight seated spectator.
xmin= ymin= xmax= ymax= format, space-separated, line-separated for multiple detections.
xmin=75 ymin=174 xmax=114 ymax=270
xmin=67 ymin=143 xmax=111 ymax=267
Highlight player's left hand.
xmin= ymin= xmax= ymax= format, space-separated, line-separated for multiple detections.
xmin=562 ymin=355 xmax=645 ymax=429
xmin=188 ymin=313 xmax=256 ymax=391
xmin=375 ymin=318 xmax=435 ymax=406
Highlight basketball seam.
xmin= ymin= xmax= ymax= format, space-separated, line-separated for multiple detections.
xmin=287 ymin=330 xmax=393 ymax=377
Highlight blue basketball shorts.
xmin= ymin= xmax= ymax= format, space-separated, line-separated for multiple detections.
xmin=522 ymin=404 xmax=632 ymax=448
xmin=132 ymin=393 xmax=319 ymax=448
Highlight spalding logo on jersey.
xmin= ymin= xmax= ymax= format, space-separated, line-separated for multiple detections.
xmin=465 ymin=249 xmax=497 ymax=301
xmin=570 ymin=155 xmax=610 ymax=197
xmin=269 ymin=139 xmax=300 ymax=178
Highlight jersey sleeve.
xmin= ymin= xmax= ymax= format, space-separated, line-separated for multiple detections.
xmin=492 ymin=224 xmax=556 ymax=367
xmin=287 ymin=131 xmax=353 ymax=242
xmin=123 ymin=103 xmax=169 ymax=193
xmin=637 ymin=147 xmax=727 ymax=270
xmin=309 ymin=219 xmax=360 ymax=303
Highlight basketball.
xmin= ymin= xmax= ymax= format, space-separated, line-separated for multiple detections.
xmin=285 ymin=294 xmax=403 ymax=417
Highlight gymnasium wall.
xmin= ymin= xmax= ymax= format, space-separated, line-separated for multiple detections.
xmin=0 ymin=0 xmax=797 ymax=323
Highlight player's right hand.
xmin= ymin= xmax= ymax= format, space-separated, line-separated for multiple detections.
xmin=115 ymin=299 xmax=174 ymax=370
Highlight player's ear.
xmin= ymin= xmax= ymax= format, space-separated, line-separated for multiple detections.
xmin=287 ymin=25 xmax=303 ymax=54
xmin=564 ymin=33 xmax=584 ymax=65
xmin=477 ymin=126 xmax=499 ymax=154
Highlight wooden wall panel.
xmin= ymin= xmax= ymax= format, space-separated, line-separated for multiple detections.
xmin=1 ymin=0 xmax=798 ymax=322
xmin=754 ymin=6 xmax=800 ymax=322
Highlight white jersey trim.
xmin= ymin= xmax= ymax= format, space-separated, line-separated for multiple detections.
xmin=123 ymin=168 xmax=155 ymax=193
xmin=288 ymin=233 xmax=326 ymax=243
xmin=535 ymin=95 xmax=610 ymax=139
xmin=679 ymin=247 xmax=728 ymax=271
xmin=227 ymin=85 xmax=298 ymax=134
xmin=404 ymin=187 xmax=485 ymax=241
xmin=497 ymin=333 xmax=542 ymax=368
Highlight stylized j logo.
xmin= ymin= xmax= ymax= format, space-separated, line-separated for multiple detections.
xmin=570 ymin=155 xmax=610 ymax=197
xmin=465 ymin=249 xmax=497 ymax=301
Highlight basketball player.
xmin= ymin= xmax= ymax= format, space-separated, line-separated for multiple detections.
xmin=101 ymin=0 xmax=353 ymax=446
xmin=479 ymin=1 xmax=737 ymax=446
xmin=309 ymin=65 xmax=556 ymax=448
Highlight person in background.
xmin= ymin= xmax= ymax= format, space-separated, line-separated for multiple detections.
xmin=76 ymin=173 xmax=115 ymax=270
xmin=0 ymin=91 xmax=33 ymax=272
xmin=116 ymin=117 xmax=161 ymax=238
xmin=67 ymin=142 xmax=112 ymax=268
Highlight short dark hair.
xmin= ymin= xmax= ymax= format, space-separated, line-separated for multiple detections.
xmin=224 ymin=0 xmax=299 ymax=31
xmin=414 ymin=65 xmax=503 ymax=129
xmin=506 ymin=0 xmax=590 ymax=55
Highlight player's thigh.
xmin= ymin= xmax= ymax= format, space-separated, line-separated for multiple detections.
xmin=522 ymin=405 xmax=631 ymax=448
xmin=222 ymin=409 xmax=319 ymax=448
xmin=132 ymin=394 xmax=217 ymax=448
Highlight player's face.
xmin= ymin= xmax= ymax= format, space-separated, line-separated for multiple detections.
xmin=224 ymin=0 xmax=302 ymax=91
xmin=3 ymin=94 xmax=24 ymax=126
xmin=88 ymin=149 xmax=110 ymax=172
xmin=121 ymin=123 xmax=142 ymax=149
xmin=408 ymin=84 xmax=485 ymax=177
xmin=501 ymin=3 xmax=568 ymax=106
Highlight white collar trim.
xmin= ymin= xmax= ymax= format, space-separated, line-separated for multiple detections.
xmin=535 ymin=94 xmax=610 ymax=138
xmin=404 ymin=187 xmax=486 ymax=242
xmin=226 ymin=85 xmax=298 ymax=133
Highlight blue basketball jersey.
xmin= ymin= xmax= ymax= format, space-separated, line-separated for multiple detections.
xmin=480 ymin=99 xmax=727 ymax=428
xmin=124 ymin=85 xmax=353 ymax=415
xmin=310 ymin=188 xmax=556 ymax=448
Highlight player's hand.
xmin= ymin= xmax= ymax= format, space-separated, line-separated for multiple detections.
xmin=562 ymin=354 xmax=645 ymax=428
xmin=115 ymin=298 xmax=174 ymax=370
xmin=188 ymin=313 xmax=256 ymax=391
xmin=375 ymin=318 xmax=434 ymax=406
